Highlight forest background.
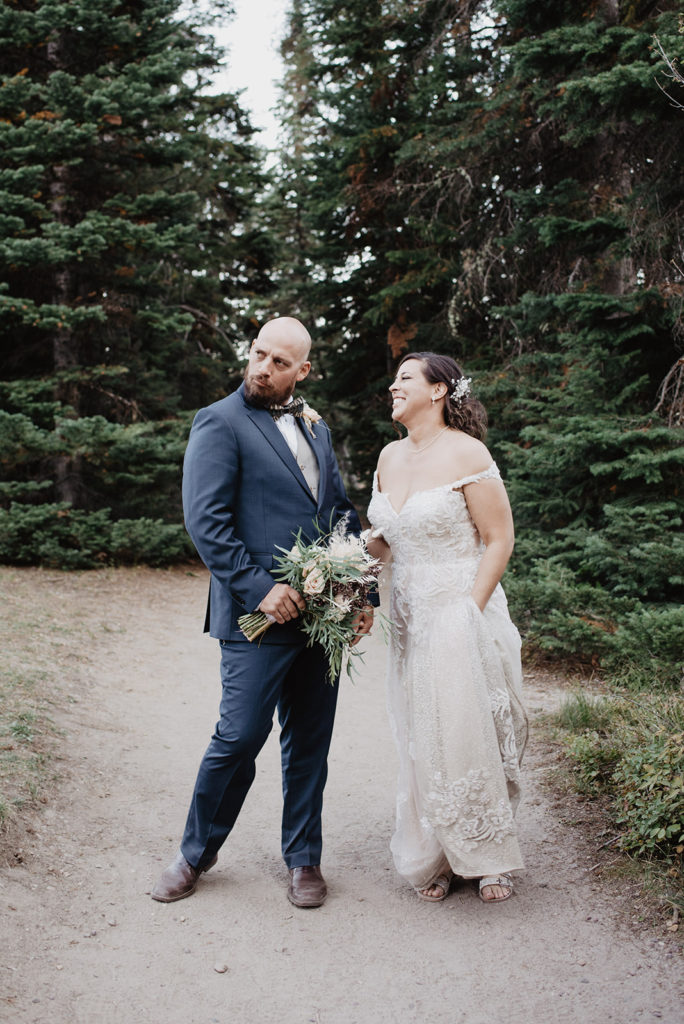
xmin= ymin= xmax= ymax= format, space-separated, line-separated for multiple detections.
xmin=1 ymin=1 xmax=683 ymax=896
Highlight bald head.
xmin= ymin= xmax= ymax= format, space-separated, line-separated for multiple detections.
xmin=244 ymin=316 xmax=312 ymax=408
xmin=257 ymin=317 xmax=311 ymax=363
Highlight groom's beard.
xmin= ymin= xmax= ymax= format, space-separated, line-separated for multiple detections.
xmin=243 ymin=370 xmax=293 ymax=409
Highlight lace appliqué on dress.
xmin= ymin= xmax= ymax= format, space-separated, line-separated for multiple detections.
xmin=422 ymin=769 xmax=516 ymax=851
xmin=490 ymin=687 xmax=523 ymax=785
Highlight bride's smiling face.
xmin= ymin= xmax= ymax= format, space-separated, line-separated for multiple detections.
xmin=389 ymin=359 xmax=437 ymax=424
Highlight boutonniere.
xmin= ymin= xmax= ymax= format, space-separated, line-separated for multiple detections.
xmin=301 ymin=403 xmax=322 ymax=438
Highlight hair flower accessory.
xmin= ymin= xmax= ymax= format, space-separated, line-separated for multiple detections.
xmin=450 ymin=376 xmax=472 ymax=406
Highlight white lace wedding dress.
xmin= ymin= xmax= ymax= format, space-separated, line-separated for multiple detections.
xmin=367 ymin=463 xmax=528 ymax=888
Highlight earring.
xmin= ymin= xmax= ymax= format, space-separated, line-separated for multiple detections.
xmin=431 ymin=396 xmax=436 ymax=404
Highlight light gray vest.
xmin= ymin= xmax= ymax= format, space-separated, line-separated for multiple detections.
xmin=296 ymin=426 xmax=320 ymax=502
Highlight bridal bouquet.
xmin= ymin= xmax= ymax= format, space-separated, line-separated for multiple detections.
xmin=238 ymin=517 xmax=381 ymax=682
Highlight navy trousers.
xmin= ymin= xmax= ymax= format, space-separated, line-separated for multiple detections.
xmin=180 ymin=639 xmax=339 ymax=870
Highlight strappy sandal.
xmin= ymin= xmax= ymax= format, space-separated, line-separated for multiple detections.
xmin=416 ymin=872 xmax=453 ymax=902
xmin=478 ymin=874 xmax=513 ymax=903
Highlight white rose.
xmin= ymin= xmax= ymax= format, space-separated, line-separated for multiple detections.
xmin=303 ymin=567 xmax=326 ymax=595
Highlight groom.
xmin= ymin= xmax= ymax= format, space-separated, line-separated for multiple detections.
xmin=152 ymin=316 xmax=374 ymax=908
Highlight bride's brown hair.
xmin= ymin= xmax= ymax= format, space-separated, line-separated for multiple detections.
xmin=398 ymin=351 xmax=488 ymax=441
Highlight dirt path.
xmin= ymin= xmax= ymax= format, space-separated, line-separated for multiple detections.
xmin=1 ymin=568 xmax=682 ymax=1024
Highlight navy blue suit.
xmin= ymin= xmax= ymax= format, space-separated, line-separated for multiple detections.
xmin=179 ymin=383 xmax=363 ymax=870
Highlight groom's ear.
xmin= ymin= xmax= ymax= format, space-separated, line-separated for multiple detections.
xmin=297 ymin=360 xmax=312 ymax=381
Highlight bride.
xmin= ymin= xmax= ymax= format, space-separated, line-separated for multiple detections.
xmin=366 ymin=351 xmax=528 ymax=903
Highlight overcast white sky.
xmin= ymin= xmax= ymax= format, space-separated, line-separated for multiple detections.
xmin=210 ymin=0 xmax=288 ymax=147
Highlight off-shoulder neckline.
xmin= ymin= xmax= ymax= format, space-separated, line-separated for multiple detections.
xmin=373 ymin=462 xmax=499 ymax=516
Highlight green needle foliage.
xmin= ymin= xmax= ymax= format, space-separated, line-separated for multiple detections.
xmin=1 ymin=0 xmax=683 ymax=694
xmin=0 ymin=0 xmax=271 ymax=565
xmin=271 ymin=0 xmax=684 ymax=691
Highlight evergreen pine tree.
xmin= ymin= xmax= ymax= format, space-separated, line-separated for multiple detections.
xmin=273 ymin=0 xmax=684 ymax=685
xmin=477 ymin=0 xmax=684 ymax=686
xmin=0 ymin=0 xmax=271 ymax=565
xmin=273 ymin=0 xmax=489 ymax=490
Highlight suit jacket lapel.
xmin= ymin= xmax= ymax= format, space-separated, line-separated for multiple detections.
xmin=240 ymin=385 xmax=318 ymax=502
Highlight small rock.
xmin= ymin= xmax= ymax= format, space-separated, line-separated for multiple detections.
xmin=214 ymin=962 xmax=229 ymax=974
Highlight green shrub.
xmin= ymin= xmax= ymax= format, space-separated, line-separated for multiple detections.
xmin=602 ymin=605 xmax=684 ymax=691
xmin=0 ymin=502 xmax=193 ymax=568
xmin=0 ymin=503 xmax=115 ymax=568
xmin=507 ymin=560 xmax=683 ymax=691
xmin=506 ymin=562 xmax=626 ymax=662
xmin=613 ymin=730 xmax=684 ymax=861
xmin=564 ymin=731 xmax=623 ymax=796
xmin=109 ymin=518 xmax=194 ymax=566
xmin=555 ymin=691 xmax=684 ymax=865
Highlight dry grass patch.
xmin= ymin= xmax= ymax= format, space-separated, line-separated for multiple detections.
xmin=0 ymin=567 xmax=91 ymax=852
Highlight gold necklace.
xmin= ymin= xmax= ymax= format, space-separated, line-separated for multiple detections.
xmin=407 ymin=426 xmax=448 ymax=454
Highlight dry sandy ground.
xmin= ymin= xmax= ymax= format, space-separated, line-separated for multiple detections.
xmin=1 ymin=567 xmax=682 ymax=1024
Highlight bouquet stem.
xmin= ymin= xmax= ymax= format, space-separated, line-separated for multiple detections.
xmin=238 ymin=611 xmax=274 ymax=642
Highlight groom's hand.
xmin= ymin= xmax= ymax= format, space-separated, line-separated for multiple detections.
xmin=350 ymin=606 xmax=374 ymax=646
xmin=258 ymin=583 xmax=306 ymax=624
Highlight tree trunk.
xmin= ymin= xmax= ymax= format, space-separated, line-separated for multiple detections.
xmin=47 ymin=33 xmax=84 ymax=505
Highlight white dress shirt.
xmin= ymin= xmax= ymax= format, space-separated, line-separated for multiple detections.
xmin=274 ymin=408 xmax=298 ymax=455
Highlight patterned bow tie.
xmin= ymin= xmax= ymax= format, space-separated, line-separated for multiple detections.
xmin=269 ymin=395 xmax=306 ymax=421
